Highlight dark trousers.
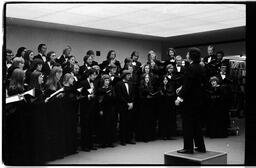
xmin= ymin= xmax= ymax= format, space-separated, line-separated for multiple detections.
xmin=158 ymin=96 xmax=177 ymax=138
xmin=47 ymin=100 xmax=66 ymax=160
xmin=182 ymin=114 xmax=206 ymax=150
xmin=63 ymin=100 xmax=78 ymax=154
xmin=137 ymin=98 xmax=154 ymax=141
xmin=80 ymin=100 xmax=96 ymax=149
xmin=119 ymin=107 xmax=134 ymax=143
xmin=97 ymin=108 xmax=116 ymax=145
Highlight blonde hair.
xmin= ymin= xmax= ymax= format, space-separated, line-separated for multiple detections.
xmin=62 ymin=73 xmax=74 ymax=85
xmin=12 ymin=57 xmax=25 ymax=68
xmin=46 ymin=66 xmax=63 ymax=90
xmin=9 ymin=68 xmax=25 ymax=91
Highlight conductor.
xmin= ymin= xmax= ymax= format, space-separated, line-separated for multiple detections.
xmin=175 ymin=47 xmax=206 ymax=154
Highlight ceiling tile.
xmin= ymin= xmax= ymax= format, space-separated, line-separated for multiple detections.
xmin=6 ymin=4 xmax=52 ymax=19
xmin=35 ymin=12 xmax=100 ymax=25
xmin=6 ymin=3 xmax=246 ymax=38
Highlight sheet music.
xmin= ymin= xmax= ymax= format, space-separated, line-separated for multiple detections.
xmin=21 ymin=88 xmax=35 ymax=97
xmin=6 ymin=88 xmax=35 ymax=104
xmin=87 ymin=88 xmax=93 ymax=94
xmin=45 ymin=88 xmax=64 ymax=102
xmin=6 ymin=95 xmax=24 ymax=104
xmin=77 ymin=87 xmax=83 ymax=92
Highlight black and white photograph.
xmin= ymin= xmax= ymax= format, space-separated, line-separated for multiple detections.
xmin=2 ymin=1 xmax=249 ymax=166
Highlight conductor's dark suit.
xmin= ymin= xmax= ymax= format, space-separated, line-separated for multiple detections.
xmin=115 ymin=80 xmax=135 ymax=144
xmin=178 ymin=62 xmax=206 ymax=151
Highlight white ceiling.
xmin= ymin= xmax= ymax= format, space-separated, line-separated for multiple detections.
xmin=6 ymin=3 xmax=246 ymax=38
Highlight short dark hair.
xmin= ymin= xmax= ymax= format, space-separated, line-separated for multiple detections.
xmin=166 ymin=63 xmax=176 ymax=72
xmin=216 ymin=51 xmax=224 ymax=57
xmin=53 ymin=63 xmax=61 ymax=68
xmin=86 ymin=50 xmax=95 ymax=56
xmin=68 ymin=55 xmax=75 ymax=60
xmin=188 ymin=47 xmax=201 ymax=63
xmin=208 ymin=45 xmax=215 ymax=50
xmin=131 ymin=51 xmax=139 ymax=58
xmin=86 ymin=68 xmax=97 ymax=77
xmin=38 ymin=43 xmax=46 ymax=52
xmin=6 ymin=49 xmax=13 ymax=54
xmin=124 ymin=57 xmax=132 ymax=64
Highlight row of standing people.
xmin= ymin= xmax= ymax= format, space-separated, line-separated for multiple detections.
xmin=4 ymin=44 xmax=232 ymax=164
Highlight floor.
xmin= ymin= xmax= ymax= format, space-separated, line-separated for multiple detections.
xmin=49 ymin=119 xmax=245 ymax=165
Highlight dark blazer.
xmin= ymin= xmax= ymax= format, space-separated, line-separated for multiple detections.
xmin=115 ymin=81 xmax=134 ymax=108
xmin=79 ymin=61 xmax=98 ymax=79
xmin=109 ymin=74 xmax=121 ymax=87
xmin=178 ymin=62 xmax=207 ymax=111
xmin=160 ymin=74 xmax=177 ymax=97
xmin=42 ymin=61 xmax=52 ymax=76
xmin=132 ymin=61 xmax=142 ymax=68
xmin=203 ymin=55 xmax=218 ymax=78
xmin=34 ymin=54 xmax=46 ymax=63
xmin=24 ymin=60 xmax=32 ymax=71
xmin=7 ymin=65 xmax=18 ymax=80
xmin=175 ymin=65 xmax=187 ymax=87
xmin=79 ymin=78 xmax=94 ymax=100
xmin=100 ymin=60 xmax=121 ymax=74
xmin=203 ymin=54 xmax=217 ymax=64
xmin=62 ymin=62 xmax=73 ymax=75
xmin=55 ymin=55 xmax=67 ymax=67
xmin=139 ymin=81 xmax=154 ymax=99
xmin=79 ymin=64 xmax=92 ymax=78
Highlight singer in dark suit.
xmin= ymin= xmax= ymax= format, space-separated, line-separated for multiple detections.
xmin=79 ymin=68 xmax=98 ymax=151
xmin=79 ymin=54 xmax=98 ymax=81
xmin=55 ymin=48 xmax=70 ymax=67
xmin=33 ymin=44 xmax=47 ymax=63
xmin=115 ymin=69 xmax=136 ymax=145
xmin=100 ymin=50 xmax=122 ymax=74
xmin=175 ymin=47 xmax=207 ymax=154
xmin=42 ymin=51 xmax=57 ymax=77
xmin=203 ymin=45 xmax=218 ymax=81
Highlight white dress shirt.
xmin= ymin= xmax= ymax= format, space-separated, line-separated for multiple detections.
xmin=176 ymin=66 xmax=181 ymax=72
xmin=207 ymin=57 xmax=212 ymax=63
xmin=124 ymin=81 xmax=129 ymax=95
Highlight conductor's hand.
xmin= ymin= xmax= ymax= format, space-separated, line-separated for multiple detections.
xmin=128 ymin=103 xmax=133 ymax=110
xmin=175 ymin=99 xmax=180 ymax=106
xmin=175 ymin=97 xmax=183 ymax=106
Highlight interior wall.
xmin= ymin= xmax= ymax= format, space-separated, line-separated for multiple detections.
xmin=6 ymin=24 xmax=162 ymax=66
xmin=162 ymin=41 xmax=246 ymax=60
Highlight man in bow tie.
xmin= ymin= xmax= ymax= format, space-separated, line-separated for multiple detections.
xmin=115 ymin=69 xmax=136 ymax=145
xmin=79 ymin=68 xmax=98 ymax=151
xmin=33 ymin=43 xmax=47 ymax=63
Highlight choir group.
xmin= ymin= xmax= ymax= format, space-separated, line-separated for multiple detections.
xmin=4 ymin=43 xmax=233 ymax=164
